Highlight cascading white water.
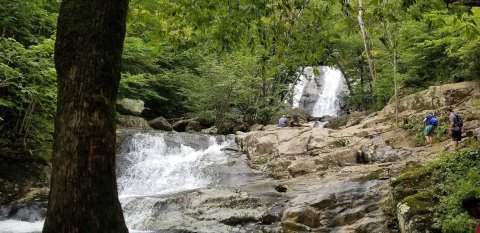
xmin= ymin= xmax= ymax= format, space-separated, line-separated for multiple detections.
xmin=0 ymin=130 xmax=255 ymax=233
xmin=291 ymin=66 xmax=347 ymax=118
xmin=311 ymin=67 xmax=345 ymax=117
xmin=117 ymin=132 xmax=229 ymax=197
xmin=116 ymin=131 xmax=239 ymax=230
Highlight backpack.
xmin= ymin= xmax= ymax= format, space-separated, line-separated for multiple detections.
xmin=454 ymin=113 xmax=463 ymax=128
xmin=429 ymin=117 xmax=438 ymax=126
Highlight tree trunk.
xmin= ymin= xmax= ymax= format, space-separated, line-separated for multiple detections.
xmin=357 ymin=0 xmax=377 ymax=81
xmin=43 ymin=1 xmax=129 ymax=233
xmin=393 ymin=50 xmax=398 ymax=127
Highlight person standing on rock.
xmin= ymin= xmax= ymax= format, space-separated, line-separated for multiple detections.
xmin=445 ymin=108 xmax=463 ymax=151
xmin=278 ymin=115 xmax=288 ymax=127
xmin=461 ymin=193 xmax=480 ymax=233
xmin=423 ymin=112 xmax=438 ymax=146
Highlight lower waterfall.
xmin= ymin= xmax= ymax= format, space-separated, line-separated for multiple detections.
xmin=0 ymin=130 xmax=264 ymax=233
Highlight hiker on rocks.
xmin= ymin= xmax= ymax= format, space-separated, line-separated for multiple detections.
xmin=289 ymin=115 xmax=302 ymax=127
xmin=278 ymin=115 xmax=288 ymax=127
xmin=423 ymin=112 xmax=438 ymax=146
xmin=445 ymin=108 xmax=463 ymax=151
xmin=461 ymin=193 xmax=480 ymax=233
xmin=289 ymin=115 xmax=309 ymax=127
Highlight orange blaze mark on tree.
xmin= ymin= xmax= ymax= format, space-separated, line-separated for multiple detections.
xmin=88 ymin=139 xmax=104 ymax=161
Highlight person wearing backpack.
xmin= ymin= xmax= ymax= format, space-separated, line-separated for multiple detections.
xmin=423 ymin=112 xmax=438 ymax=146
xmin=446 ymin=107 xmax=463 ymax=151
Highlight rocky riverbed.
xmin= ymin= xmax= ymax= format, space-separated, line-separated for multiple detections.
xmin=1 ymin=81 xmax=480 ymax=233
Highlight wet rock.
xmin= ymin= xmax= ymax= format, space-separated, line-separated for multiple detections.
xmin=0 ymin=202 xmax=47 ymax=222
xmin=282 ymin=206 xmax=321 ymax=231
xmin=275 ymin=185 xmax=288 ymax=193
xmin=148 ymin=117 xmax=173 ymax=131
xmin=280 ymin=179 xmax=389 ymax=232
xmin=172 ymin=119 xmax=190 ymax=132
xmin=125 ymin=188 xmax=272 ymax=233
xmin=185 ymin=120 xmax=207 ymax=132
xmin=116 ymin=98 xmax=144 ymax=116
xmin=117 ymin=115 xmax=150 ymax=128
xmin=201 ymin=126 xmax=219 ymax=135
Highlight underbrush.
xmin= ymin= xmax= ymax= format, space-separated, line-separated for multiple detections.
xmin=400 ymin=117 xmax=450 ymax=147
xmin=388 ymin=149 xmax=480 ymax=232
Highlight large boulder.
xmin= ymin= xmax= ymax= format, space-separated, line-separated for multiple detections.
xmin=396 ymin=193 xmax=435 ymax=233
xmin=0 ymin=153 xmax=49 ymax=204
xmin=116 ymin=98 xmax=145 ymax=116
xmin=233 ymin=122 xmax=249 ymax=133
xmin=148 ymin=117 xmax=173 ymax=131
xmin=379 ymin=81 xmax=480 ymax=117
xmin=287 ymin=159 xmax=317 ymax=178
xmin=172 ymin=119 xmax=190 ymax=132
xmin=123 ymin=188 xmax=272 ymax=233
xmin=250 ymin=124 xmax=264 ymax=131
xmin=280 ymin=177 xmax=389 ymax=232
xmin=117 ymin=115 xmax=150 ymax=128
xmin=172 ymin=118 xmax=208 ymax=132
xmin=185 ymin=120 xmax=207 ymax=132
xmin=201 ymin=126 xmax=218 ymax=135
xmin=282 ymin=206 xmax=321 ymax=231
xmin=324 ymin=112 xmax=367 ymax=129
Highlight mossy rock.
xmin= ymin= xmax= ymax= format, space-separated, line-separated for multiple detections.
xmin=355 ymin=169 xmax=388 ymax=182
xmin=397 ymin=192 xmax=439 ymax=233
xmin=400 ymin=192 xmax=436 ymax=218
xmin=0 ymin=156 xmax=50 ymax=204
xmin=391 ymin=165 xmax=435 ymax=203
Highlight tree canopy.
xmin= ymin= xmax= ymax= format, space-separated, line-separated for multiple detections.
xmin=1 ymin=0 xmax=479 ymax=147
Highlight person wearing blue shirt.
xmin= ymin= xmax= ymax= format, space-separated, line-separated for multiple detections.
xmin=278 ymin=115 xmax=288 ymax=127
xmin=423 ymin=112 xmax=438 ymax=146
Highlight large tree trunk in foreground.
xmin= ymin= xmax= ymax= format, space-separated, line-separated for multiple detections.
xmin=43 ymin=1 xmax=129 ymax=232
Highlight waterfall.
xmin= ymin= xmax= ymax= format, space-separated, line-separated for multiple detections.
xmin=0 ymin=130 xmax=261 ymax=233
xmin=291 ymin=66 xmax=347 ymax=118
xmin=117 ymin=132 xmax=229 ymax=197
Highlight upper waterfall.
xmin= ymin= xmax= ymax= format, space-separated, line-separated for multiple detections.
xmin=291 ymin=66 xmax=347 ymax=118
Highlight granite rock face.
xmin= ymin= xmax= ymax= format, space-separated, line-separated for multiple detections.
xmin=116 ymin=98 xmax=145 ymax=116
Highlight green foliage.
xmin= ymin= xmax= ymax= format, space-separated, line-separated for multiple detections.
xmin=0 ymin=0 xmax=58 ymax=45
xmin=255 ymin=156 xmax=268 ymax=164
xmin=400 ymin=116 xmax=450 ymax=147
xmin=0 ymin=37 xmax=56 ymax=156
xmin=2 ymin=0 xmax=480 ymax=154
xmin=391 ymin=149 xmax=480 ymax=232
xmin=335 ymin=138 xmax=350 ymax=147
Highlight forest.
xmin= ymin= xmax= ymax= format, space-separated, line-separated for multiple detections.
xmin=1 ymin=0 xmax=480 ymax=232
xmin=1 ymin=0 xmax=480 ymax=156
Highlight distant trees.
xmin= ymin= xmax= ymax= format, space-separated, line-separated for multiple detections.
xmin=0 ymin=1 xmax=57 ymax=156
xmin=2 ymin=0 xmax=480 ymax=154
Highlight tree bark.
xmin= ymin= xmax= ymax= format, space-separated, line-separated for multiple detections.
xmin=43 ymin=1 xmax=129 ymax=233
xmin=357 ymin=0 xmax=377 ymax=81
